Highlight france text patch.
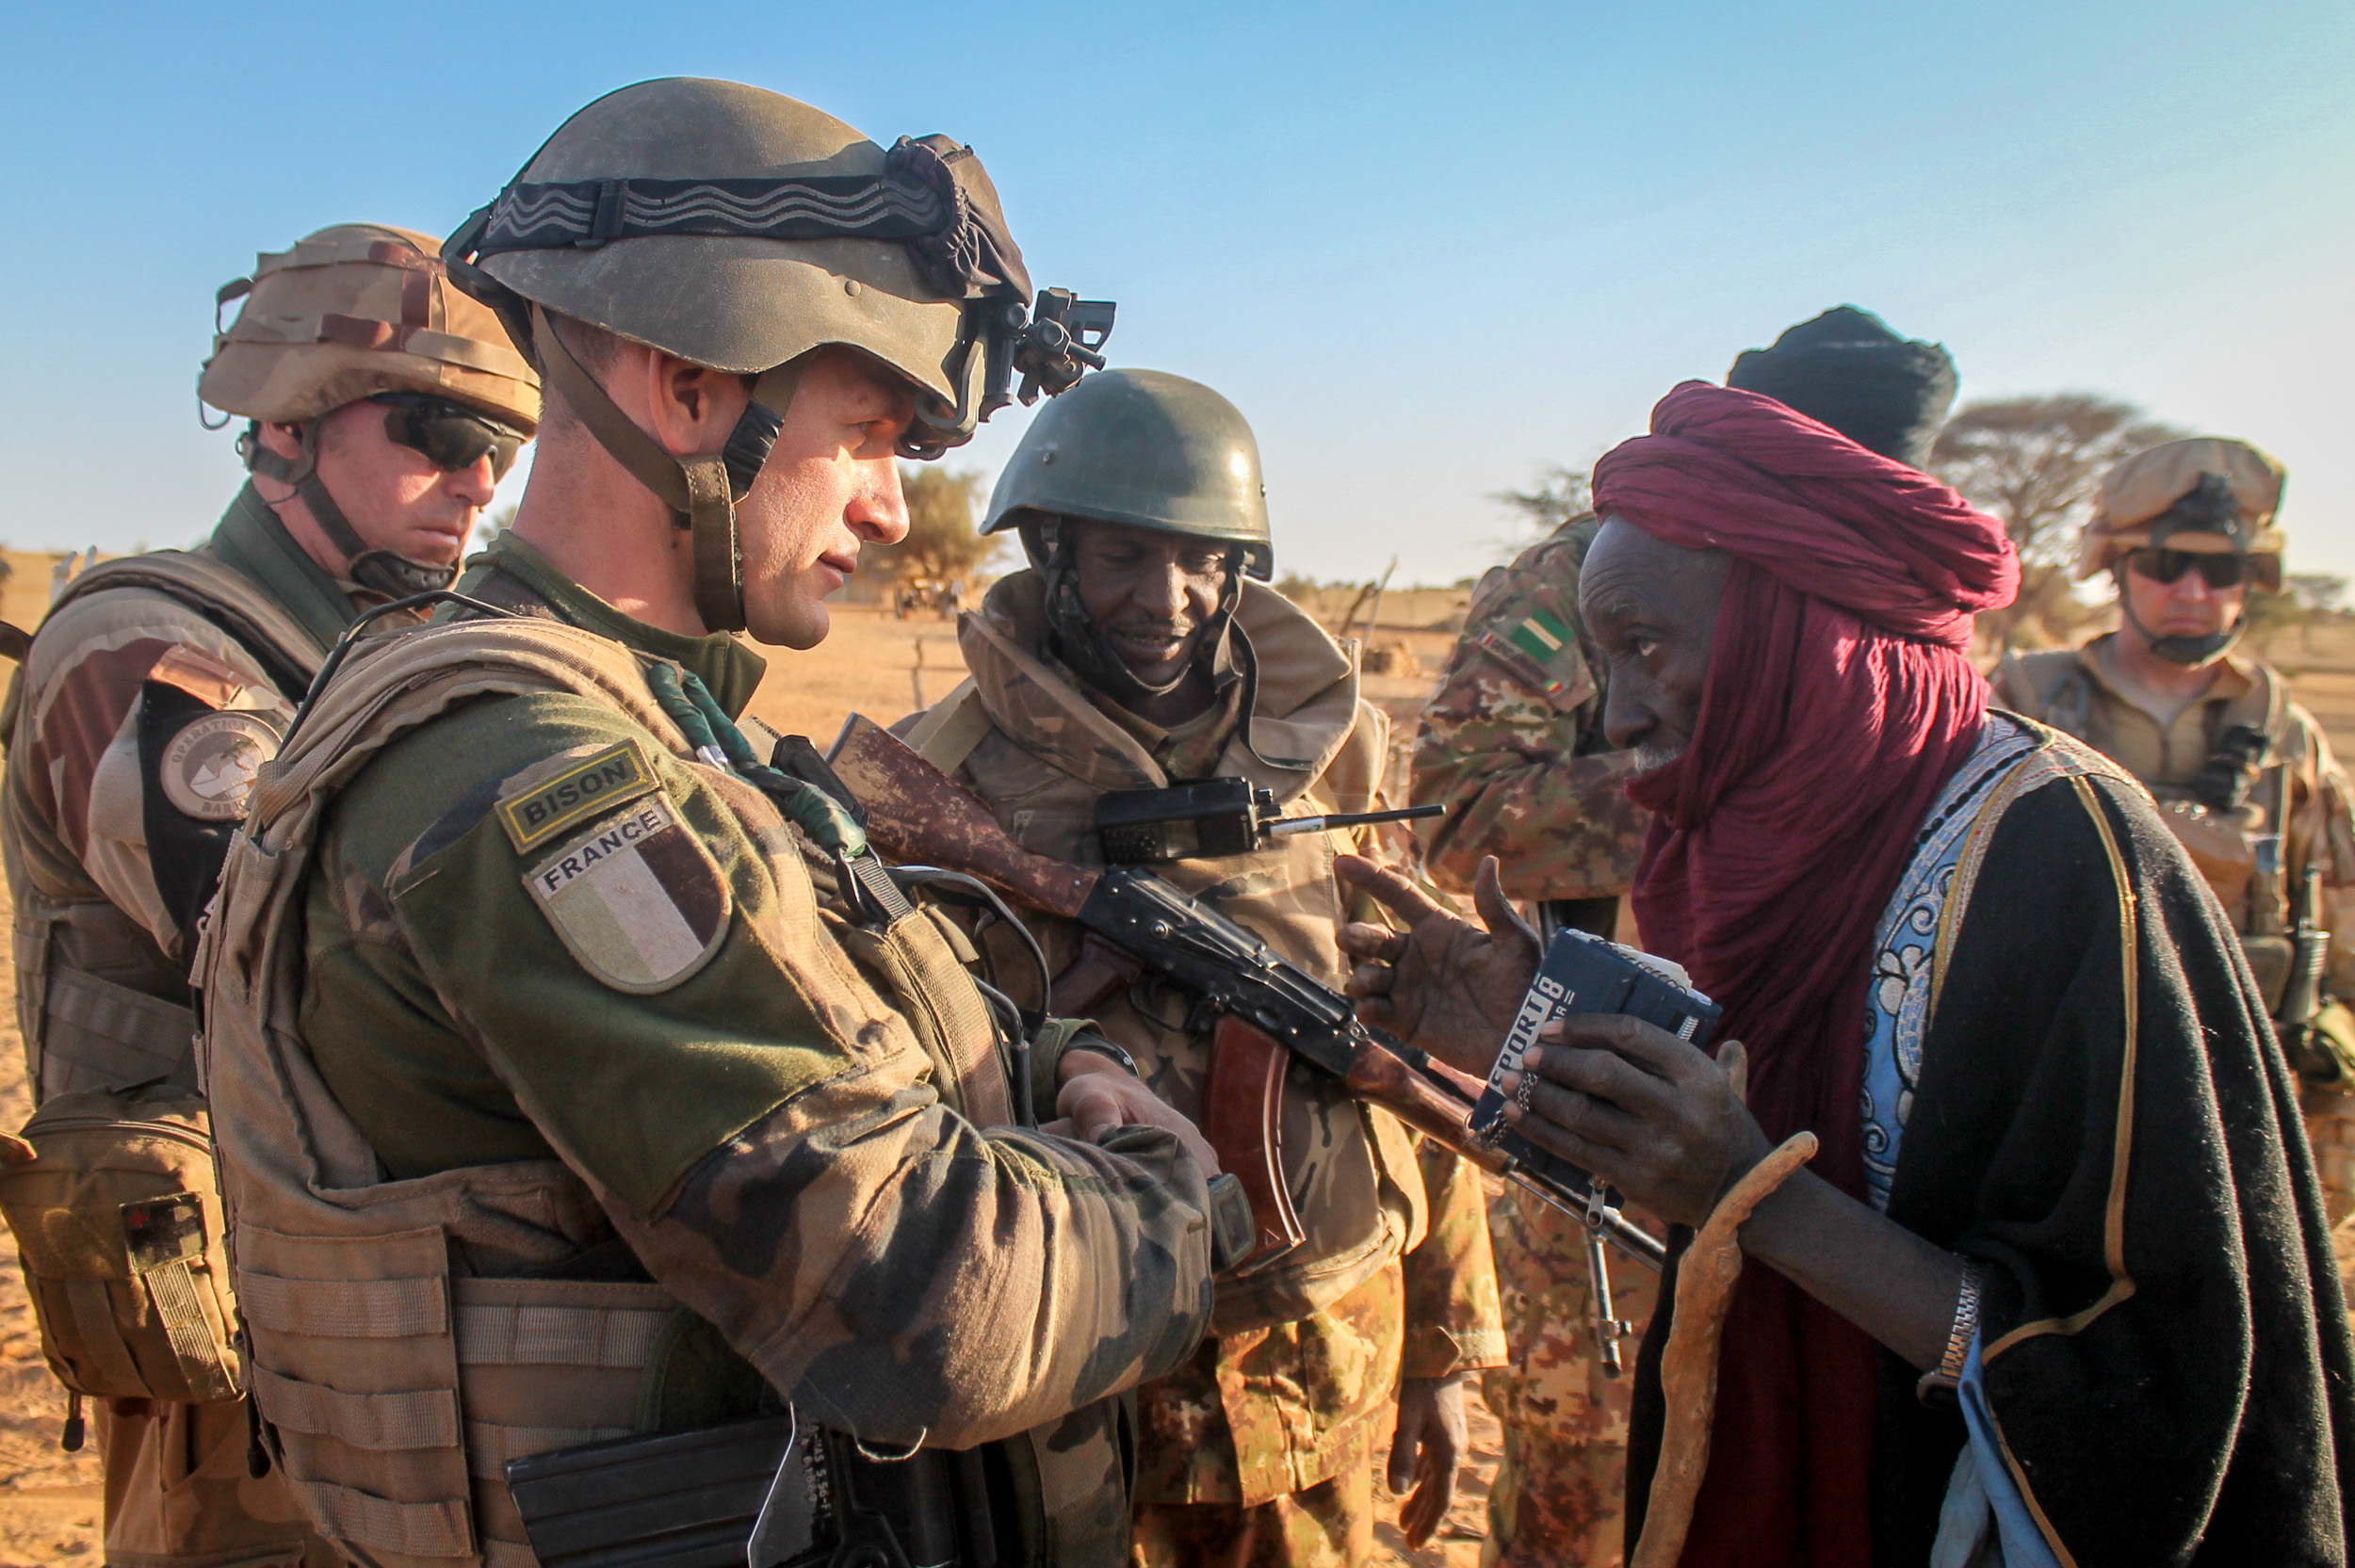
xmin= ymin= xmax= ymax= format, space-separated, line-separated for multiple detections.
xmin=524 ymin=795 xmax=730 ymax=993
xmin=497 ymin=741 xmax=658 ymax=853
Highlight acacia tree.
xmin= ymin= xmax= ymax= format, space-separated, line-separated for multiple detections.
xmin=859 ymin=465 xmax=1001 ymax=586
xmin=1928 ymin=395 xmax=2190 ymax=650
xmin=1489 ymin=463 xmax=1594 ymax=563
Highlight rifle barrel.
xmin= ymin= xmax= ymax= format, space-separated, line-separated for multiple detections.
xmin=1269 ymin=804 xmax=1444 ymax=836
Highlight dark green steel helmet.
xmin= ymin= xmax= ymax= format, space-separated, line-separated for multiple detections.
xmin=983 ymin=368 xmax=1273 ymax=579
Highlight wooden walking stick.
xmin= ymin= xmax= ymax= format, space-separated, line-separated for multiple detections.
xmin=1630 ymin=1044 xmax=1818 ymax=1568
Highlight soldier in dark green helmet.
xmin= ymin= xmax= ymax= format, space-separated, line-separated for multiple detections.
xmin=194 ymin=78 xmax=1242 ymax=1568
xmin=898 ymin=368 xmax=1505 ymax=1567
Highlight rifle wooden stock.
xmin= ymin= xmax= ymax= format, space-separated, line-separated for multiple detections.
xmin=1339 ymin=1043 xmax=1510 ymax=1179
xmin=829 ymin=714 xmax=1096 ymax=920
xmin=827 ymin=712 xmax=1523 ymax=1238
xmin=1204 ymin=1018 xmax=1307 ymax=1273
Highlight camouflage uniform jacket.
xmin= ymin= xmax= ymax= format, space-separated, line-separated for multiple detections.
xmin=1410 ymin=515 xmax=1648 ymax=901
xmin=1993 ymin=638 xmax=2355 ymax=994
xmin=0 ymin=485 xmax=353 ymax=1568
xmin=266 ymin=534 xmax=1215 ymax=1458
xmin=899 ymin=572 xmax=1504 ymax=1506
xmin=3 ymin=485 xmax=359 ymax=1099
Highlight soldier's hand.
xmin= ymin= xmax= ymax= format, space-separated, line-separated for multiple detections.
xmin=1048 ymin=1053 xmax=1223 ymax=1176
xmin=1336 ymin=853 xmax=1540 ymax=1078
xmin=1389 ymin=1372 xmax=1469 ymax=1548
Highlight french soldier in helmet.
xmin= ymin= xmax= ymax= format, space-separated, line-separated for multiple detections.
xmin=0 ymin=222 xmax=536 ymax=1567
xmin=1996 ymin=437 xmax=2355 ymax=1299
xmin=191 ymin=79 xmax=1234 ymax=1568
xmin=894 ymin=367 xmax=1506 ymax=1566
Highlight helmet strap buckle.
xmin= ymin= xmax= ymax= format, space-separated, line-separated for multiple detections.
xmin=531 ymin=304 xmax=754 ymax=633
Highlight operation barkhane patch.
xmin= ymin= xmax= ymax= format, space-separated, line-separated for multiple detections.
xmin=524 ymin=793 xmax=730 ymax=993
xmin=161 ymin=711 xmax=280 ymax=821
xmin=497 ymin=739 xmax=658 ymax=853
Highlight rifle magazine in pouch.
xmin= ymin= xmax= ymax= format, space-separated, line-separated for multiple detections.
xmin=508 ymin=1414 xmax=802 ymax=1567
xmin=510 ymin=1415 xmax=1019 ymax=1568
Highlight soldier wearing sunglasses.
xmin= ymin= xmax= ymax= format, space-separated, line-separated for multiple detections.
xmin=1998 ymin=437 xmax=2355 ymax=1302
xmin=0 ymin=222 xmax=536 ymax=1567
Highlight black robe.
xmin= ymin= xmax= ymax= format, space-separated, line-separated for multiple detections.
xmin=1629 ymin=743 xmax=2355 ymax=1565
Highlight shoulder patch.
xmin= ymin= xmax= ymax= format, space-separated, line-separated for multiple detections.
xmin=149 ymin=644 xmax=260 ymax=710
xmin=1473 ymin=608 xmax=1595 ymax=705
xmin=160 ymin=711 xmax=281 ymax=821
xmin=523 ymin=793 xmax=731 ymax=993
xmin=1504 ymin=608 xmax=1576 ymax=666
xmin=496 ymin=740 xmax=659 ymax=853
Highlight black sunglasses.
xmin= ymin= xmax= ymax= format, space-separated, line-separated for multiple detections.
xmin=368 ymin=393 xmax=526 ymax=479
xmin=2125 ymin=547 xmax=2272 ymax=592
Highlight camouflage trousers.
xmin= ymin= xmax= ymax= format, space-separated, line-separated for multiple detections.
xmin=1130 ymin=1264 xmax=1404 ymax=1567
xmin=2302 ymin=1079 xmax=2355 ymax=1307
xmin=1129 ymin=1431 xmax=1374 ymax=1568
xmin=1479 ymin=1185 xmax=1659 ymax=1568
xmin=95 ymin=1396 xmax=338 ymax=1567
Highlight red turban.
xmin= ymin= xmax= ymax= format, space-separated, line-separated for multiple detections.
xmin=1591 ymin=381 xmax=2017 ymax=1568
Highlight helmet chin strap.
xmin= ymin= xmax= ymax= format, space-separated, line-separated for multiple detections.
xmin=1032 ymin=516 xmax=1297 ymax=770
xmin=528 ymin=304 xmax=806 ymax=637
xmin=242 ymin=420 xmax=459 ymax=598
xmin=1036 ymin=516 xmax=1242 ymax=702
xmin=2121 ymin=589 xmax=2242 ymax=667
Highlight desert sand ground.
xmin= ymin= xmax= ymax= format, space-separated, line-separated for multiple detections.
xmin=1 ymin=551 xmax=2349 ymax=1566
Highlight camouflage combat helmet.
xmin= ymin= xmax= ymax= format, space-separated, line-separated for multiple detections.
xmin=443 ymin=77 xmax=1114 ymax=633
xmin=2081 ymin=437 xmax=2288 ymax=666
xmin=201 ymin=223 xmax=539 ymax=596
xmin=983 ymin=367 xmax=1274 ymax=581
xmin=2078 ymin=437 xmax=2288 ymax=577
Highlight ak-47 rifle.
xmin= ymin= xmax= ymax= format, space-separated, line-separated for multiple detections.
xmin=826 ymin=714 xmax=1666 ymax=1276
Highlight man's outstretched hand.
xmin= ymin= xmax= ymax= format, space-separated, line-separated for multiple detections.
xmin=1335 ymin=854 xmax=1542 ymax=1078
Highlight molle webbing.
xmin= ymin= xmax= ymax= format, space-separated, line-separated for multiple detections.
xmin=203 ymin=615 xmax=1017 ymax=1565
xmin=202 ymin=618 xmax=699 ymax=1568
xmin=37 ymin=965 xmax=195 ymax=1100
xmin=15 ymin=551 xmax=325 ymax=1098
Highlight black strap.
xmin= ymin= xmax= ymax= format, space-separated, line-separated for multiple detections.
xmin=485 ymin=173 xmax=945 ymax=249
xmin=476 ymin=136 xmax=1033 ymax=305
xmin=245 ymin=425 xmax=457 ymax=599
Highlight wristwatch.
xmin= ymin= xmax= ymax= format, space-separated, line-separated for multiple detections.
xmin=1916 ymin=1263 xmax=1984 ymax=1406
xmin=1062 ymin=1034 xmax=1142 ymax=1078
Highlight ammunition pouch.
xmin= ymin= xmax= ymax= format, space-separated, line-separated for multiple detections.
xmin=0 ymin=1085 xmax=241 ymax=1407
xmin=510 ymin=1414 xmax=1031 ymax=1568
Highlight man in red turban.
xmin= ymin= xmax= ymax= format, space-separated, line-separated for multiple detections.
xmin=1341 ymin=381 xmax=2355 ymax=1565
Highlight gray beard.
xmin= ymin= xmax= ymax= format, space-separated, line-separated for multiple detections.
xmin=1632 ymin=742 xmax=1686 ymax=773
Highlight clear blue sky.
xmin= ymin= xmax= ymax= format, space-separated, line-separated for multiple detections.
xmin=3 ymin=1 xmax=2348 ymax=589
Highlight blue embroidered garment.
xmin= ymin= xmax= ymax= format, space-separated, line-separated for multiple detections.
xmin=1857 ymin=713 xmax=2058 ymax=1568
xmin=1860 ymin=715 xmax=2038 ymax=1212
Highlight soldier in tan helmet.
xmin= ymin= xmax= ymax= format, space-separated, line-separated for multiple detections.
xmin=1995 ymin=437 xmax=2355 ymax=1295
xmin=192 ymin=78 xmax=1238 ymax=1568
xmin=0 ymin=224 xmax=534 ymax=1566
